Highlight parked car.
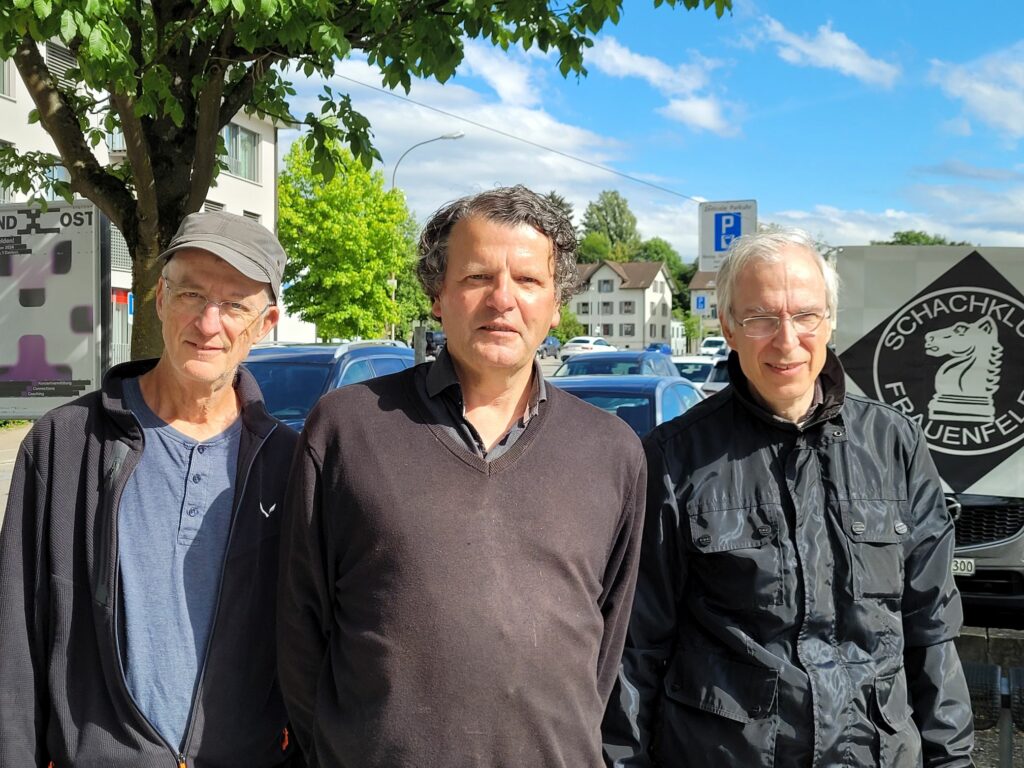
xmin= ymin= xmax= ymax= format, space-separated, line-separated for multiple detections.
xmin=699 ymin=335 xmax=730 ymax=357
xmin=244 ymin=341 xmax=416 ymax=430
xmin=537 ymin=335 xmax=562 ymax=359
xmin=559 ymin=335 xmax=617 ymax=361
xmin=672 ymin=355 xmax=716 ymax=384
xmin=701 ymin=357 xmax=731 ymax=395
xmin=553 ymin=351 xmax=680 ymax=378
xmin=424 ymin=329 xmax=446 ymax=358
xmin=550 ymin=375 xmax=704 ymax=438
xmin=646 ymin=342 xmax=672 ymax=355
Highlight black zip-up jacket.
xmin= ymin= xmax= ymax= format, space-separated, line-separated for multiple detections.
xmin=603 ymin=351 xmax=974 ymax=767
xmin=0 ymin=360 xmax=301 ymax=768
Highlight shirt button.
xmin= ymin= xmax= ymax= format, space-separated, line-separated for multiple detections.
xmin=197 ymin=445 xmax=206 ymax=454
xmin=187 ymin=507 xmax=199 ymax=517
xmin=696 ymin=534 xmax=712 ymax=547
xmin=895 ymin=521 xmax=909 ymax=535
xmin=832 ymin=429 xmax=843 ymax=438
xmin=851 ymin=521 xmax=866 ymax=534
xmin=192 ymin=473 xmax=201 ymax=483
xmin=757 ymin=525 xmax=773 ymax=537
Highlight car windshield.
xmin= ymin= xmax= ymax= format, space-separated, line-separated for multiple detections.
xmin=675 ymin=361 xmax=713 ymax=380
xmin=566 ymin=393 xmax=653 ymax=436
xmin=243 ymin=361 xmax=331 ymax=420
xmin=554 ymin=358 xmax=641 ymax=376
xmin=566 ymin=337 xmax=590 ymax=345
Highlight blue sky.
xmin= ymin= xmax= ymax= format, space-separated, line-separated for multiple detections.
xmin=283 ymin=0 xmax=1024 ymax=259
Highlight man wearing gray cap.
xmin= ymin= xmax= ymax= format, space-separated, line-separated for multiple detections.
xmin=0 ymin=211 xmax=304 ymax=767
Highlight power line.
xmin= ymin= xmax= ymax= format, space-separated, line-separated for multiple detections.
xmin=335 ymin=74 xmax=704 ymax=205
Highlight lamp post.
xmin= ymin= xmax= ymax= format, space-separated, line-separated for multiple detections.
xmin=388 ymin=130 xmax=465 ymax=340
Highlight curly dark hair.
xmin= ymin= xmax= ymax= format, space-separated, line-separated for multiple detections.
xmin=417 ymin=185 xmax=581 ymax=305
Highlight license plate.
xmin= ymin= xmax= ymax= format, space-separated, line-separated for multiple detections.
xmin=952 ymin=557 xmax=976 ymax=576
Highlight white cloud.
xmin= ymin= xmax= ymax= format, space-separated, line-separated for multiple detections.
xmin=930 ymin=42 xmax=1024 ymax=140
xmin=760 ymin=16 xmax=900 ymax=88
xmin=588 ymin=38 xmax=716 ymax=97
xmin=586 ymin=37 xmax=738 ymax=136
xmin=461 ymin=40 xmax=541 ymax=108
xmin=658 ymin=98 xmax=738 ymax=136
xmin=940 ymin=116 xmax=973 ymax=137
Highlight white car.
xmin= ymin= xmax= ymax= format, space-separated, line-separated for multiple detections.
xmin=671 ymin=355 xmax=716 ymax=383
xmin=699 ymin=335 xmax=730 ymax=357
xmin=559 ymin=336 xmax=617 ymax=362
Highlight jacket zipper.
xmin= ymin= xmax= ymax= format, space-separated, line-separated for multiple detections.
xmin=178 ymin=426 xmax=276 ymax=760
xmin=105 ymin=433 xmax=186 ymax=766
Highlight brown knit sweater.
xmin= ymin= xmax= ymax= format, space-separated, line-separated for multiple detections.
xmin=278 ymin=366 xmax=646 ymax=767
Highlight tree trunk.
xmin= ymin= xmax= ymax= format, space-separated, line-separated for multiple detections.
xmin=129 ymin=238 xmax=165 ymax=360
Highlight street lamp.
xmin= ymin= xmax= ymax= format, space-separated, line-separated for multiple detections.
xmin=388 ymin=130 xmax=465 ymax=339
xmin=390 ymin=130 xmax=465 ymax=190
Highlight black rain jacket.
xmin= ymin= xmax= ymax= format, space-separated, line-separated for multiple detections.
xmin=0 ymin=360 xmax=301 ymax=768
xmin=603 ymin=351 xmax=973 ymax=767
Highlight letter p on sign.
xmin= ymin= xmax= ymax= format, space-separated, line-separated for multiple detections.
xmin=715 ymin=212 xmax=741 ymax=252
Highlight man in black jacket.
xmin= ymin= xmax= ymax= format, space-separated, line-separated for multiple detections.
xmin=0 ymin=212 xmax=302 ymax=767
xmin=603 ymin=228 xmax=973 ymax=767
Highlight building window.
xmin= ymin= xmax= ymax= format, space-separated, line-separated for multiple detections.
xmin=577 ymin=301 xmax=590 ymax=315
xmin=204 ymin=200 xmax=224 ymax=212
xmin=710 ymin=306 xmax=718 ymax=319
xmin=650 ymin=301 xmax=657 ymax=315
xmin=0 ymin=141 xmax=11 ymax=202
xmin=649 ymin=324 xmax=656 ymax=338
xmin=243 ymin=210 xmax=261 ymax=222
xmin=45 ymin=42 xmax=78 ymax=89
xmin=661 ymin=325 xmax=667 ymax=337
xmin=601 ymin=323 xmax=613 ymax=336
xmin=600 ymin=301 xmax=614 ymax=315
xmin=598 ymin=279 xmax=614 ymax=293
xmin=0 ymin=59 xmax=13 ymax=98
xmin=620 ymin=323 xmax=635 ymax=336
xmin=661 ymin=304 xmax=668 ymax=317
xmin=620 ymin=300 xmax=635 ymax=314
xmin=222 ymin=123 xmax=260 ymax=182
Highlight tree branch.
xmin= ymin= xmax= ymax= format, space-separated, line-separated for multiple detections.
xmin=110 ymin=91 xmax=159 ymax=250
xmin=218 ymin=52 xmax=285 ymax=127
xmin=185 ymin=21 xmax=235 ymax=213
xmin=12 ymin=35 xmax=137 ymax=243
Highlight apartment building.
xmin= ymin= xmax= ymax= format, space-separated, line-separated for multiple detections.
xmin=0 ymin=42 xmax=315 ymax=361
xmin=574 ymin=260 xmax=674 ymax=349
xmin=688 ymin=269 xmax=722 ymax=335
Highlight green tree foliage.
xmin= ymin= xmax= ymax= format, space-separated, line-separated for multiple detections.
xmin=543 ymin=190 xmax=575 ymax=226
xmin=277 ymin=142 xmax=411 ymax=340
xmin=577 ymin=231 xmax=612 ymax=264
xmin=394 ymin=215 xmax=433 ymax=341
xmin=552 ymin=305 xmax=585 ymax=344
xmin=871 ymin=230 xmax=974 ymax=246
xmin=0 ymin=0 xmax=730 ymax=358
xmin=581 ymin=190 xmax=641 ymax=259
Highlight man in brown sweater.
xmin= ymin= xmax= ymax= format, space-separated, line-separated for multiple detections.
xmin=278 ymin=185 xmax=646 ymax=767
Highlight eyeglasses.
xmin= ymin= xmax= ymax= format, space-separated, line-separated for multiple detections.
xmin=733 ymin=310 xmax=830 ymax=339
xmin=162 ymin=276 xmax=271 ymax=328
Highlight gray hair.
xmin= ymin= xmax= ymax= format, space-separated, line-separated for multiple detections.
xmin=716 ymin=227 xmax=839 ymax=323
xmin=417 ymin=185 xmax=581 ymax=305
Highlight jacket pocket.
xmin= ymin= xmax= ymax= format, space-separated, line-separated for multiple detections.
xmin=687 ymin=502 xmax=783 ymax=608
xmin=656 ymin=651 xmax=779 ymax=767
xmin=873 ymin=667 xmax=922 ymax=767
xmin=839 ymin=498 xmax=909 ymax=599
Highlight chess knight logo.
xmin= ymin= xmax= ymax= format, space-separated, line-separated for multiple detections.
xmin=841 ymin=252 xmax=1024 ymax=492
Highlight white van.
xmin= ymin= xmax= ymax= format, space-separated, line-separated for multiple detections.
xmin=698 ymin=336 xmax=729 ymax=356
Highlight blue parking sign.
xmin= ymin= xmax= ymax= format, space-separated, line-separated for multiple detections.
xmin=714 ymin=212 xmax=742 ymax=252
xmin=696 ymin=295 xmax=706 ymax=310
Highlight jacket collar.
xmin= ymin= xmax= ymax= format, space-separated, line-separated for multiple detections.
xmin=100 ymin=359 xmax=277 ymax=439
xmin=727 ymin=348 xmax=847 ymax=431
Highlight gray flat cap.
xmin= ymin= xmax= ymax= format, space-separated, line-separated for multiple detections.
xmin=160 ymin=211 xmax=287 ymax=301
